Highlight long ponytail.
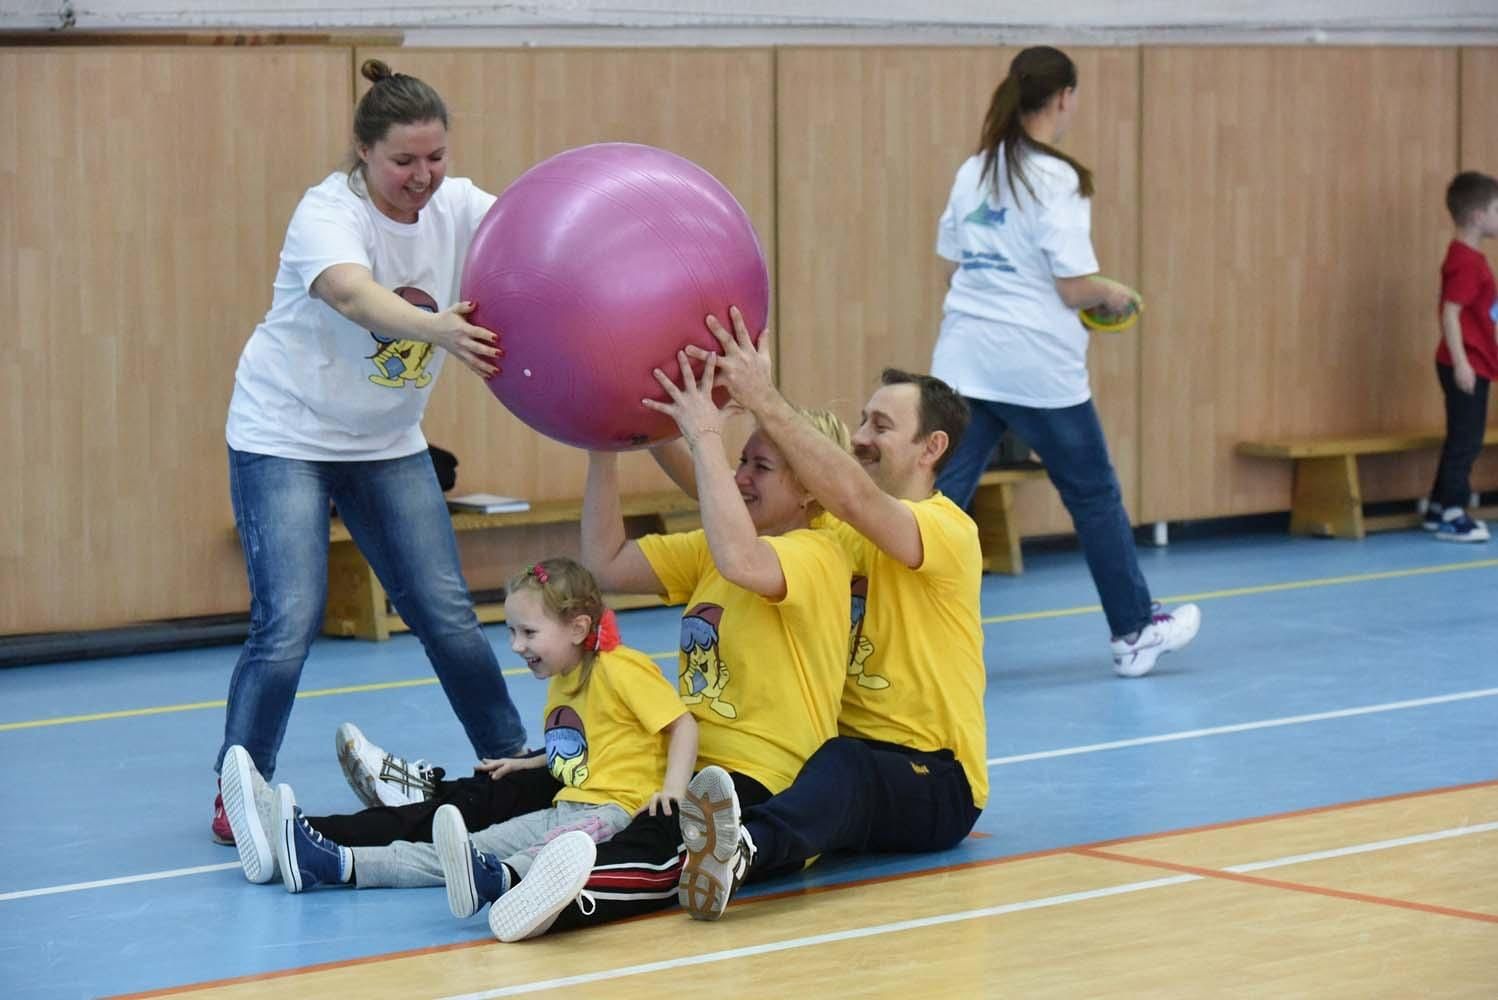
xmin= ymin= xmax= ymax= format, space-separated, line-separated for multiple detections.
xmin=977 ymin=46 xmax=1094 ymax=204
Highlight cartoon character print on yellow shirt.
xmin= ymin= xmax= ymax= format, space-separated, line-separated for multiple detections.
xmin=848 ymin=575 xmax=888 ymax=690
xmin=367 ymin=286 xmax=437 ymax=388
xmin=544 ymin=705 xmax=590 ymax=787
xmin=542 ymin=647 xmax=686 ymax=817
xmin=680 ymin=603 xmax=737 ymax=719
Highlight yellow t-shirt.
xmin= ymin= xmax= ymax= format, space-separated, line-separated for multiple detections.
xmin=828 ymin=494 xmax=989 ymax=808
xmin=544 ymin=645 xmax=688 ymax=818
xmin=637 ymin=526 xmax=850 ymax=794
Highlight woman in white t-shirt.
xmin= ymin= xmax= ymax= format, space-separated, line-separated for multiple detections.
xmin=931 ymin=46 xmax=1200 ymax=678
xmin=214 ymin=60 xmax=526 ymax=843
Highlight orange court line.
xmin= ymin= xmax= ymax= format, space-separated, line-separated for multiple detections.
xmin=105 ymin=777 xmax=1498 ymax=999
xmin=1075 ymin=846 xmax=1498 ymax=924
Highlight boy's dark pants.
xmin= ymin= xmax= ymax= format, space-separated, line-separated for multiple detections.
xmin=1430 ymin=362 xmax=1492 ymax=510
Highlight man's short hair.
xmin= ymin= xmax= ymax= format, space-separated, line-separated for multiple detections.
xmin=879 ymin=368 xmax=969 ymax=474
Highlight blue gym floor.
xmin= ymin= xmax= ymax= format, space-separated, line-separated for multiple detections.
xmin=3 ymin=527 xmax=1496 ymax=999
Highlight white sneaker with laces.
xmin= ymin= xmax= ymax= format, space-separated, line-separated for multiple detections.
xmin=1110 ymin=603 xmax=1202 ymax=678
xmin=336 ymin=722 xmax=440 ymax=808
xmin=221 ymin=744 xmax=278 ymax=884
xmin=487 ymin=831 xmax=597 ymax=943
xmin=678 ymin=765 xmax=752 ymax=921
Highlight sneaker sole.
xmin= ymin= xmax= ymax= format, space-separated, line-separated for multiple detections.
xmin=487 ymin=832 xmax=596 ymax=943
xmin=678 ymin=767 xmax=740 ymax=921
xmin=1434 ymin=532 xmax=1490 ymax=543
xmin=273 ymin=785 xmax=304 ymax=894
xmin=335 ymin=723 xmax=384 ymax=810
xmin=222 ymin=747 xmax=274 ymax=884
xmin=434 ymin=805 xmax=483 ymax=919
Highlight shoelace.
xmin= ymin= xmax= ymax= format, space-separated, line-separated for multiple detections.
xmin=380 ymin=755 xmax=437 ymax=791
xmin=576 ymin=890 xmax=597 ymax=916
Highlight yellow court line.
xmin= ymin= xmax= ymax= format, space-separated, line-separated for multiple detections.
xmin=0 ymin=660 xmax=677 ymax=733
xmin=5 ymin=557 xmax=1495 ymax=734
xmin=980 ymin=556 xmax=1498 ymax=625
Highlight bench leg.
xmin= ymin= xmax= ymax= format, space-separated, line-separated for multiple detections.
xmin=1290 ymin=455 xmax=1364 ymax=539
xmin=324 ymin=540 xmax=391 ymax=640
xmin=972 ymin=482 xmax=1024 ymax=574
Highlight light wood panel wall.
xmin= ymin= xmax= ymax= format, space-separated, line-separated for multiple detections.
xmin=0 ymin=47 xmax=350 ymax=634
xmin=356 ymin=48 xmax=775 ymax=594
xmin=774 ymin=48 xmax=1141 ymax=536
xmin=1139 ymin=47 xmax=1473 ymax=521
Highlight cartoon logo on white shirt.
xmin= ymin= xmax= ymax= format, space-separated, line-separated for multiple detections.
xmin=368 ymin=287 xmax=438 ymax=388
xmin=964 ymin=204 xmax=1007 ymax=227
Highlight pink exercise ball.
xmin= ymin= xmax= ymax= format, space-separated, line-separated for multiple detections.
xmin=461 ymin=143 xmax=770 ymax=450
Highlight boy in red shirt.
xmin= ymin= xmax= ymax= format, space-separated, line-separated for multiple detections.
xmin=1427 ymin=171 xmax=1498 ymax=542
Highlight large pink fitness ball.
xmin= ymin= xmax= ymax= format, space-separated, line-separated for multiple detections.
xmin=461 ymin=143 xmax=769 ymax=450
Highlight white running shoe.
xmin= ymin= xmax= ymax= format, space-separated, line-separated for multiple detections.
xmin=1110 ymin=603 xmax=1202 ymax=678
xmin=487 ymin=831 xmax=597 ymax=943
xmin=221 ymin=745 xmax=278 ymax=884
xmin=678 ymin=765 xmax=752 ymax=921
xmin=336 ymin=722 xmax=440 ymax=808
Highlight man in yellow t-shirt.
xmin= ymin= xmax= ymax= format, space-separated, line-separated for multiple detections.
xmin=675 ymin=318 xmax=988 ymax=921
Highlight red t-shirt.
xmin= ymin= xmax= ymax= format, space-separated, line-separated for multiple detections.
xmin=1436 ymin=240 xmax=1498 ymax=380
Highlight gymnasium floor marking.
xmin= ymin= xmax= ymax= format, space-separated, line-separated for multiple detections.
xmin=8 ymin=686 xmax=1494 ymax=903
xmin=91 ymin=781 xmax=1498 ymax=999
xmin=4 ymin=555 xmax=1495 ymax=734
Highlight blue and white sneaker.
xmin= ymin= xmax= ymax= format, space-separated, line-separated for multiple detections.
xmin=274 ymin=784 xmax=351 ymax=893
xmin=221 ymin=745 xmax=278 ymax=884
xmin=1434 ymin=508 xmax=1490 ymax=543
xmin=434 ymin=804 xmax=511 ymax=918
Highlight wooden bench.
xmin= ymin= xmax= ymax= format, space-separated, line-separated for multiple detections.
xmin=261 ymin=466 xmax=1042 ymax=641
xmin=323 ymin=491 xmax=702 ymax=640
xmin=972 ymin=465 xmax=1049 ymax=574
xmin=1237 ymin=429 xmax=1498 ymax=539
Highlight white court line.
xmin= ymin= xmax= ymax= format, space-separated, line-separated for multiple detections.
xmin=0 ymin=862 xmax=240 ymax=901
xmin=987 ymin=687 xmax=1498 ymax=766
xmin=439 ymin=820 xmax=1497 ymax=999
xmin=442 ymin=875 xmax=1201 ymax=999
xmin=1225 ymin=821 xmax=1498 ymax=872
xmin=5 ymin=688 xmax=1494 ymax=904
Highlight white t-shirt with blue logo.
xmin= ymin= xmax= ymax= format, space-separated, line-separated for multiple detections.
xmin=226 ymin=171 xmax=495 ymax=461
xmin=932 ymin=148 xmax=1099 ymax=408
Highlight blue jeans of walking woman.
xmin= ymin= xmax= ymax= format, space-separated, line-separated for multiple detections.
xmin=218 ymin=447 xmax=527 ymax=778
xmin=935 ymin=397 xmax=1154 ymax=638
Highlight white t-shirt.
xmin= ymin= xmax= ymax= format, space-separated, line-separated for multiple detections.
xmin=226 ymin=171 xmax=496 ymax=461
xmin=932 ymin=149 xmax=1099 ymax=408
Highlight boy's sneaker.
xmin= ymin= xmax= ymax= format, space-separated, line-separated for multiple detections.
xmin=487 ymin=831 xmax=597 ymax=943
xmin=211 ymin=786 xmax=234 ymax=845
xmin=221 ymin=745 xmax=279 ymax=884
xmin=336 ymin=722 xmax=442 ymax=808
xmin=678 ymin=765 xmax=754 ymax=921
xmin=274 ymin=784 xmax=351 ymax=893
xmin=1433 ymin=508 xmax=1490 ymax=543
xmin=1421 ymin=501 xmax=1444 ymax=532
xmin=434 ymin=804 xmax=511 ymax=918
xmin=1110 ymin=603 xmax=1202 ymax=679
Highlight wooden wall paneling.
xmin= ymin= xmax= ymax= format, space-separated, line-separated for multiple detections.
xmin=774 ymin=47 xmax=1141 ymax=537
xmin=358 ymin=48 xmax=775 ymax=593
xmin=1458 ymin=47 xmax=1498 ymax=492
xmin=2 ymin=47 xmax=350 ymax=634
xmin=1139 ymin=48 xmax=1460 ymax=522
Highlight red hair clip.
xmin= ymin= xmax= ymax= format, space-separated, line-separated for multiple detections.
xmin=590 ymin=608 xmax=620 ymax=652
xmin=530 ymin=563 xmax=549 ymax=584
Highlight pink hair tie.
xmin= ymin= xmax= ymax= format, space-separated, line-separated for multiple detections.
xmin=531 ymin=563 xmax=549 ymax=584
xmin=590 ymin=608 xmax=620 ymax=652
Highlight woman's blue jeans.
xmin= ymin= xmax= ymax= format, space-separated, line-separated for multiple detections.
xmin=935 ymin=397 xmax=1154 ymax=638
xmin=217 ymin=446 xmax=527 ymax=778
